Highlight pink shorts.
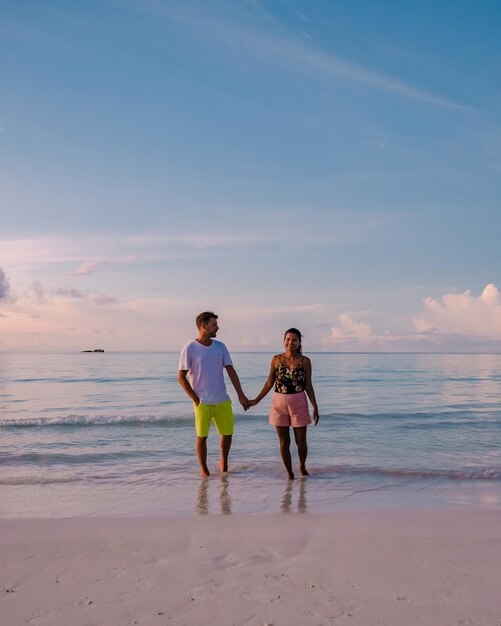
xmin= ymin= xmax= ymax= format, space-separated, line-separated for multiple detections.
xmin=269 ymin=392 xmax=311 ymax=428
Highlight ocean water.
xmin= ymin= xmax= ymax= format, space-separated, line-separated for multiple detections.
xmin=1 ymin=351 xmax=501 ymax=518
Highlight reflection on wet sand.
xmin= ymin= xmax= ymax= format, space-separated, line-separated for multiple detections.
xmin=219 ymin=475 xmax=232 ymax=515
xmin=196 ymin=477 xmax=209 ymax=515
xmin=281 ymin=478 xmax=308 ymax=513
xmin=196 ymin=475 xmax=233 ymax=515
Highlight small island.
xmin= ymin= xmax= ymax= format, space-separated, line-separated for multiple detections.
xmin=81 ymin=349 xmax=105 ymax=353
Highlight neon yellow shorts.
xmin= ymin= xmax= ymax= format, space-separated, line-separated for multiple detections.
xmin=194 ymin=399 xmax=234 ymax=437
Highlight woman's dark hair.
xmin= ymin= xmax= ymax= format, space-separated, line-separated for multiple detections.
xmin=284 ymin=327 xmax=302 ymax=354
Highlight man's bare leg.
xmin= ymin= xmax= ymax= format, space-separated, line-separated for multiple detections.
xmin=219 ymin=434 xmax=232 ymax=473
xmin=276 ymin=426 xmax=294 ymax=479
xmin=196 ymin=436 xmax=210 ymax=477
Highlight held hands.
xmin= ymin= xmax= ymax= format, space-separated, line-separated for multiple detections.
xmin=239 ymin=396 xmax=259 ymax=411
xmin=239 ymin=395 xmax=250 ymax=411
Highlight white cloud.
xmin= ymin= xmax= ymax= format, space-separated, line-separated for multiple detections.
xmin=414 ymin=284 xmax=501 ymax=336
xmin=329 ymin=313 xmax=372 ymax=339
xmin=413 ymin=317 xmax=435 ymax=333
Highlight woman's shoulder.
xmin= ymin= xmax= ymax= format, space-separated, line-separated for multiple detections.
xmin=271 ymin=354 xmax=282 ymax=364
xmin=301 ymin=355 xmax=312 ymax=366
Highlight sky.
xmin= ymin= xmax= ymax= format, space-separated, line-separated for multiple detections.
xmin=1 ymin=0 xmax=501 ymax=352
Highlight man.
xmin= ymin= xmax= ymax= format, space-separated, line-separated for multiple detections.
xmin=178 ymin=311 xmax=248 ymax=477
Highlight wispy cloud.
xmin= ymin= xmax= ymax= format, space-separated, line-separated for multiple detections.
xmin=54 ymin=287 xmax=86 ymax=298
xmin=93 ymin=293 xmax=119 ymax=306
xmin=62 ymin=255 xmax=144 ymax=276
xmin=63 ymin=260 xmax=111 ymax=276
xmin=0 ymin=214 xmax=390 ymax=269
xmin=133 ymin=1 xmax=470 ymax=111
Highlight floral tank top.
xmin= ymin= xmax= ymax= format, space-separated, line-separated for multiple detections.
xmin=274 ymin=357 xmax=306 ymax=394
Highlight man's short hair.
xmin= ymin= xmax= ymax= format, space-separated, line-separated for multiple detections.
xmin=196 ymin=311 xmax=218 ymax=330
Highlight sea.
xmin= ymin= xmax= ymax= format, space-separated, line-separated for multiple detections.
xmin=1 ymin=351 xmax=500 ymax=518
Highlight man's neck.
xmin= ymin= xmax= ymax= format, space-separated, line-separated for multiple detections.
xmin=196 ymin=334 xmax=213 ymax=346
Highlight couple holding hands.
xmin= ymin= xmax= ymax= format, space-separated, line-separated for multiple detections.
xmin=178 ymin=311 xmax=319 ymax=479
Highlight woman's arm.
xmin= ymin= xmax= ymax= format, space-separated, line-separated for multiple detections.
xmin=248 ymin=356 xmax=278 ymax=406
xmin=304 ymin=357 xmax=319 ymax=425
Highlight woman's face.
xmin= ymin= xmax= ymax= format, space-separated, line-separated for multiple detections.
xmin=284 ymin=332 xmax=300 ymax=352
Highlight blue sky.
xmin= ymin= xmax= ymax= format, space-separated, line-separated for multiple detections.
xmin=1 ymin=0 xmax=501 ymax=351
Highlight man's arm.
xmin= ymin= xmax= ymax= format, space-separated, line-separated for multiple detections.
xmin=178 ymin=370 xmax=200 ymax=406
xmin=225 ymin=365 xmax=249 ymax=409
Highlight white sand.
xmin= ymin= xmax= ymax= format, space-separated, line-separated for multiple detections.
xmin=2 ymin=510 xmax=501 ymax=626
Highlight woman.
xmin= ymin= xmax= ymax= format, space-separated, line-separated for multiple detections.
xmin=249 ymin=328 xmax=319 ymax=479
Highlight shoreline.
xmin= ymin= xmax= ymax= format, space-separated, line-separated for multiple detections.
xmin=3 ymin=467 xmax=501 ymax=519
xmin=3 ymin=509 xmax=501 ymax=625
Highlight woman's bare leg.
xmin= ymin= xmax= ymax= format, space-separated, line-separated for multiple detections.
xmin=276 ymin=426 xmax=294 ymax=479
xmin=293 ymin=426 xmax=309 ymax=475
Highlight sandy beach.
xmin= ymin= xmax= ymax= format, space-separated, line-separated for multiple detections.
xmin=2 ymin=509 xmax=501 ymax=626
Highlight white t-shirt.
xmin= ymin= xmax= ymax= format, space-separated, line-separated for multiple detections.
xmin=178 ymin=339 xmax=233 ymax=405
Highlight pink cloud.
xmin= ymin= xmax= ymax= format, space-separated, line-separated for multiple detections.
xmin=62 ymin=256 xmax=143 ymax=277
xmin=63 ymin=260 xmax=111 ymax=276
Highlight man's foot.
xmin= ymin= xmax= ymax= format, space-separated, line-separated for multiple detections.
xmin=218 ymin=458 xmax=228 ymax=473
xmin=287 ymin=471 xmax=295 ymax=480
xmin=299 ymin=465 xmax=309 ymax=476
xmin=201 ymin=467 xmax=210 ymax=477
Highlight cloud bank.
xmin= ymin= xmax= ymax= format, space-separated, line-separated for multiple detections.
xmin=414 ymin=284 xmax=501 ymax=336
xmin=3 ymin=275 xmax=501 ymax=352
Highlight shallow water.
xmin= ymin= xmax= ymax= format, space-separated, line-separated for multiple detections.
xmin=1 ymin=352 xmax=501 ymax=517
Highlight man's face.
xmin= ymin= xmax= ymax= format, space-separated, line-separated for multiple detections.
xmin=203 ymin=317 xmax=219 ymax=337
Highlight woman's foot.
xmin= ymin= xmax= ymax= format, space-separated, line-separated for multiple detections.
xmin=287 ymin=471 xmax=295 ymax=480
xmin=299 ymin=465 xmax=309 ymax=476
